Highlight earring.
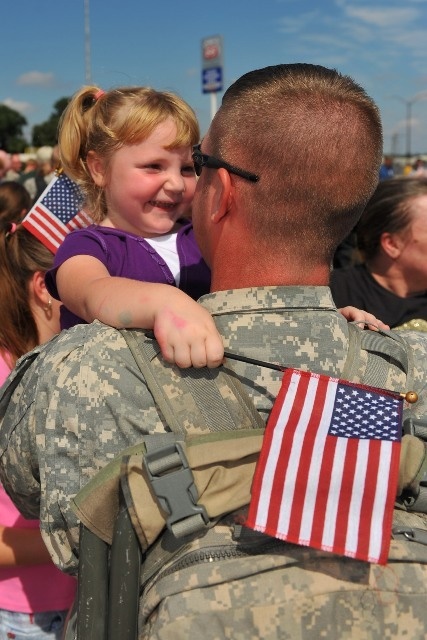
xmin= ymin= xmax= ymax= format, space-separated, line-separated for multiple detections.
xmin=44 ymin=298 xmax=53 ymax=313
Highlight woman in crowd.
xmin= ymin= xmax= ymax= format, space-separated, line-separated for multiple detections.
xmin=330 ymin=177 xmax=427 ymax=330
xmin=0 ymin=220 xmax=76 ymax=639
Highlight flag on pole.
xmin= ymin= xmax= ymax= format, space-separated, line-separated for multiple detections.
xmin=22 ymin=172 xmax=93 ymax=254
xmin=246 ymin=368 xmax=403 ymax=565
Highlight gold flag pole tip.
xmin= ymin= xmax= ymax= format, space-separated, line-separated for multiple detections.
xmin=400 ymin=391 xmax=418 ymax=404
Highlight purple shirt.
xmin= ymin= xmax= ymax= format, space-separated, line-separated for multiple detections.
xmin=46 ymin=222 xmax=211 ymax=329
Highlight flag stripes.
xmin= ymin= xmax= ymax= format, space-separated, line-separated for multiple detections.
xmin=246 ymin=368 xmax=402 ymax=564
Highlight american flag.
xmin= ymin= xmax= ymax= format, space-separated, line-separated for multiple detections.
xmin=22 ymin=172 xmax=93 ymax=254
xmin=246 ymin=368 xmax=403 ymax=565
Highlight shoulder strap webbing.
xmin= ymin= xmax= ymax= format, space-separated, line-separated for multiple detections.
xmin=120 ymin=329 xmax=265 ymax=435
xmin=0 ymin=351 xmax=39 ymax=421
xmin=342 ymin=323 xmax=412 ymax=390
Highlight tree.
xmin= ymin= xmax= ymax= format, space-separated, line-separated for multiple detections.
xmin=32 ymin=97 xmax=70 ymax=147
xmin=0 ymin=104 xmax=27 ymax=153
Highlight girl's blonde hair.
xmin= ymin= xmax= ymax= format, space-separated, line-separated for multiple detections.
xmin=58 ymin=86 xmax=200 ymax=222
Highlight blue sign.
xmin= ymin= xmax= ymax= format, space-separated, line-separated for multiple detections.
xmin=202 ymin=66 xmax=223 ymax=94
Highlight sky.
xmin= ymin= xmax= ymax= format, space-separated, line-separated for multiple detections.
xmin=2 ymin=0 xmax=427 ymax=157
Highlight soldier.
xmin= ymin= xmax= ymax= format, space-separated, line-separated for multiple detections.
xmin=1 ymin=64 xmax=427 ymax=638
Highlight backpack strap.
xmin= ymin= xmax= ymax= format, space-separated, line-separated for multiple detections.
xmin=120 ymin=329 xmax=264 ymax=435
xmin=0 ymin=350 xmax=40 ymax=422
xmin=342 ymin=322 xmax=412 ymax=390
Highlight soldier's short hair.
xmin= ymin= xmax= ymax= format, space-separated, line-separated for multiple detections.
xmin=208 ymin=63 xmax=383 ymax=264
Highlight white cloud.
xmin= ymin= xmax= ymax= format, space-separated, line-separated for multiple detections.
xmin=278 ymin=12 xmax=320 ymax=34
xmin=16 ymin=71 xmax=55 ymax=87
xmin=294 ymin=3 xmax=426 ymax=65
xmin=344 ymin=6 xmax=417 ymax=28
xmin=1 ymin=97 xmax=34 ymax=115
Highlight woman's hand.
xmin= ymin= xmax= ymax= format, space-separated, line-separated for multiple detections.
xmin=338 ymin=306 xmax=390 ymax=331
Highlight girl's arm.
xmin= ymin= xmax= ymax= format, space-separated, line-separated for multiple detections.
xmin=56 ymin=255 xmax=224 ymax=369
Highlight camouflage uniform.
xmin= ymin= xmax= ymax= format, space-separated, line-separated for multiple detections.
xmin=1 ymin=285 xmax=427 ymax=639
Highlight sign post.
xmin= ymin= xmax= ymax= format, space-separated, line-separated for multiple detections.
xmin=201 ymin=36 xmax=223 ymax=122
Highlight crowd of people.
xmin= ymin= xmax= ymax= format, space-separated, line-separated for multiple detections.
xmin=0 ymin=145 xmax=59 ymax=207
xmin=0 ymin=63 xmax=427 ymax=638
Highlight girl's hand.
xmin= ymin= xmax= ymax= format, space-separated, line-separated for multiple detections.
xmin=153 ymin=291 xmax=224 ymax=369
xmin=338 ymin=306 xmax=390 ymax=331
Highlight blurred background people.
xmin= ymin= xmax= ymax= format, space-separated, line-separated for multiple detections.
xmin=330 ymin=177 xmax=427 ymax=329
xmin=0 ymin=151 xmax=11 ymax=183
xmin=4 ymin=154 xmax=23 ymax=182
xmin=0 ymin=181 xmax=31 ymax=225
xmin=411 ymin=158 xmax=427 ymax=178
xmin=18 ymin=156 xmax=38 ymax=182
xmin=379 ymin=155 xmax=395 ymax=181
xmin=21 ymin=146 xmax=57 ymax=204
xmin=0 ymin=220 xmax=76 ymax=638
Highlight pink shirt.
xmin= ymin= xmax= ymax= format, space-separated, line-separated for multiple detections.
xmin=0 ymin=352 xmax=76 ymax=613
xmin=0 ymin=354 xmax=11 ymax=388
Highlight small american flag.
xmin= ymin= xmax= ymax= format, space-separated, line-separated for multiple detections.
xmin=246 ymin=369 xmax=403 ymax=565
xmin=22 ymin=172 xmax=93 ymax=254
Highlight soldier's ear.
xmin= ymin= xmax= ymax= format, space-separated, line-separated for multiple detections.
xmin=211 ymin=168 xmax=232 ymax=224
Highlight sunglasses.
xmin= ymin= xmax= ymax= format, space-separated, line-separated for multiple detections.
xmin=192 ymin=144 xmax=259 ymax=183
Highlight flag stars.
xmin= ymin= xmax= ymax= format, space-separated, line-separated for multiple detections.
xmin=330 ymin=382 xmax=402 ymax=441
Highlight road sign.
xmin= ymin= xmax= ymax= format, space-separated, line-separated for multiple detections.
xmin=201 ymin=36 xmax=223 ymax=94
xmin=202 ymin=67 xmax=223 ymax=94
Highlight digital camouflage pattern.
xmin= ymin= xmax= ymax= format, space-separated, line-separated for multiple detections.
xmin=139 ymin=517 xmax=427 ymax=640
xmin=1 ymin=285 xmax=427 ymax=638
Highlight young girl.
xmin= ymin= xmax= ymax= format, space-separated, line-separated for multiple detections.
xmin=46 ymin=85 xmax=223 ymax=369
